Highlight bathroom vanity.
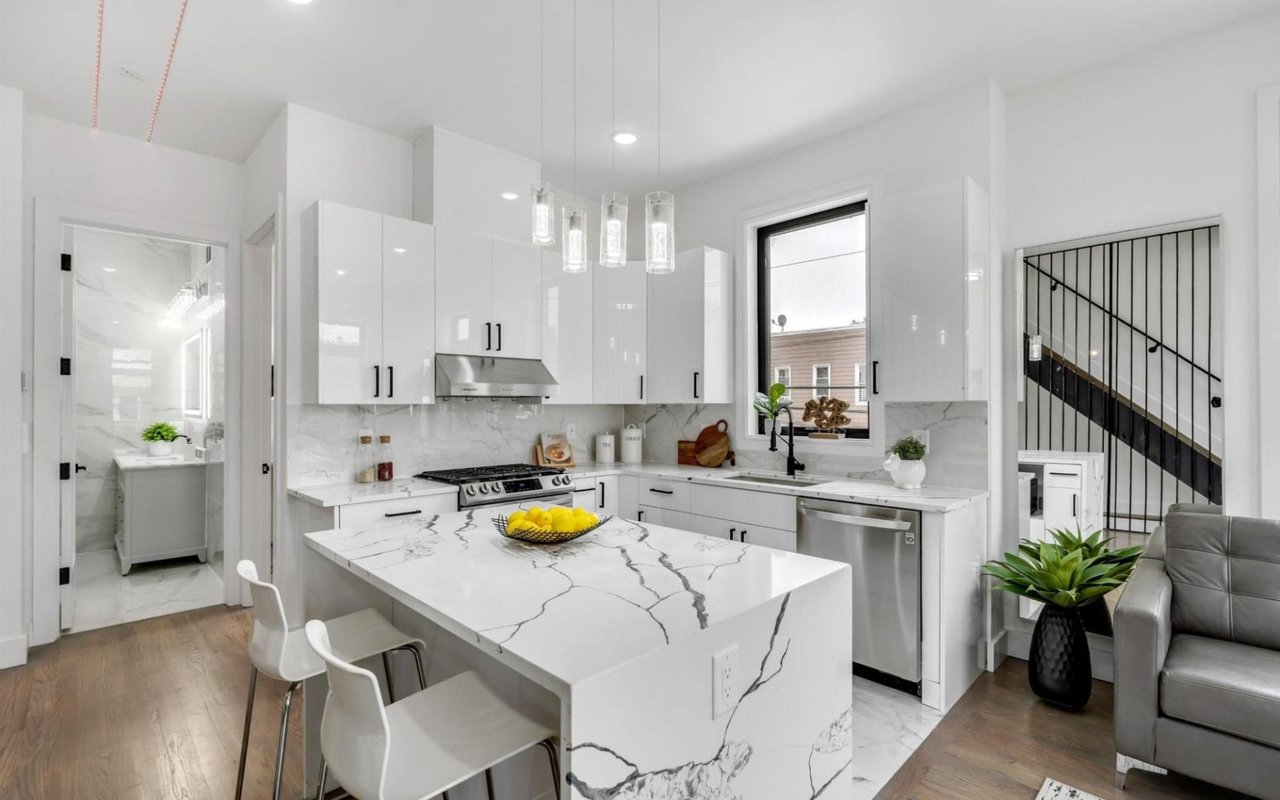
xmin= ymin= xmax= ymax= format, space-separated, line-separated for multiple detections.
xmin=114 ymin=455 xmax=207 ymax=574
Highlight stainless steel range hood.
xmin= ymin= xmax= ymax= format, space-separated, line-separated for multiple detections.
xmin=435 ymin=354 xmax=558 ymax=400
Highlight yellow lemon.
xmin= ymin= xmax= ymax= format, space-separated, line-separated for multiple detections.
xmin=525 ymin=506 xmax=542 ymax=517
xmin=551 ymin=517 xmax=577 ymax=533
xmin=551 ymin=506 xmax=572 ymax=518
xmin=508 ymin=510 xmax=528 ymax=525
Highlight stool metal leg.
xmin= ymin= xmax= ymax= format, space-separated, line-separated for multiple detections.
xmin=399 ymin=643 xmax=427 ymax=690
xmin=234 ymin=666 xmax=258 ymax=800
xmin=382 ymin=651 xmax=396 ymax=703
xmin=538 ymin=739 xmax=561 ymax=800
xmin=272 ymin=680 xmax=301 ymax=800
xmin=314 ymin=759 xmax=327 ymax=800
xmin=484 ymin=768 xmax=495 ymax=800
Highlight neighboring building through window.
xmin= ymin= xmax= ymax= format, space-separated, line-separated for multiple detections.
xmin=757 ymin=201 xmax=869 ymax=438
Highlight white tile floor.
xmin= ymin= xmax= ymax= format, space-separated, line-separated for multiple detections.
xmin=850 ymin=676 xmax=944 ymax=798
xmin=69 ymin=549 xmax=224 ymax=634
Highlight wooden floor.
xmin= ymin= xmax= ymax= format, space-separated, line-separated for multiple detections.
xmin=0 ymin=605 xmax=304 ymax=799
xmin=878 ymin=658 xmax=1253 ymax=800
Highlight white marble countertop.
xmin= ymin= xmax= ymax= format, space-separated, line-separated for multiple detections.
xmin=291 ymin=461 xmax=988 ymax=513
xmin=114 ymin=454 xmax=208 ymax=470
xmin=1018 ymin=449 xmax=1105 ymax=463
xmin=305 ymin=511 xmax=847 ymax=692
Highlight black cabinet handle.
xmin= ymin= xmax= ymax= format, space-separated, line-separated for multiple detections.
xmin=740 ymin=529 xmax=749 ymax=543
xmin=872 ymin=360 xmax=880 ymax=395
xmin=387 ymin=365 xmax=394 ymax=398
xmin=637 ymin=509 xmax=645 ymax=522
xmin=75 ymin=463 xmax=88 ymax=473
xmin=1072 ymin=494 xmax=1078 ymax=516
xmin=729 ymin=527 xmax=736 ymax=541
xmin=496 ymin=323 xmax=502 ymax=351
xmin=648 ymin=488 xmax=674 ymax=495
xmin=374 ymin=365 xmax=380 ymax=398
xmin=485 ymin=322 xmax=492 ymax=351
xmin=693 ymin=371 xmax=700 ymax=399
xmin=598 ymin=481 xmax=606 ymax=510
xmin=1049 ymin=471 xmax=1075 ymax=477
xmin=640 ymin=375 xmax=645 ymax=400
xmin=384 ymin=509 xmax=422 ymax=518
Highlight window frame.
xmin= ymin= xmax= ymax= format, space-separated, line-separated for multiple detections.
xmin=811 ymin=364 xmax=831 ymax=399
xmin=854 ymin=362 xmax=867 ymax=405
xmin=773 ymin=365 xmax=792 ymax=403
xmin=755 ymin=199 xmax=869 ymax=440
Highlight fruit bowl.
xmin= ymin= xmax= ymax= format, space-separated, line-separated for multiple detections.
xmin=493 ymin=511 xmax=612 ymax=544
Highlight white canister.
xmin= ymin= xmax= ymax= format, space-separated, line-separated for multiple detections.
xmin=595 ymin=433 xmax=615 ymax=464
xmin=620 ymin=424 xmax=643 ymax=464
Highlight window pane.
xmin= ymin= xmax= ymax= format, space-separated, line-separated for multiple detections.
xmin=761 ymin=206 xmax=868 ymax=437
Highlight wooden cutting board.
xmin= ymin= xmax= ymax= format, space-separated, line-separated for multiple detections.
xmin=693 ymin=420 xmax=731 ymax=468
xmin=677 ymin=440 xmax=699 ymax=466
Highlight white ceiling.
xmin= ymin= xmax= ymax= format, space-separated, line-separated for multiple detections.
xmin=3 ymin=0 xmax=1278 ymax=196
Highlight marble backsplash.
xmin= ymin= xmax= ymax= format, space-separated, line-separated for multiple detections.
xmin=624 ymin=401 xmax=990 ymax=490
xmin=288 ymin=401 xmax=627 ymax=487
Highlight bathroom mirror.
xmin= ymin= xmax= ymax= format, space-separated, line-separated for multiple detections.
xmin=182 ymin=330 xmax=208 ymax=418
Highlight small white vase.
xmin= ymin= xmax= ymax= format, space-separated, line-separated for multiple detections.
xmin=884 ymin=454 xmax=926 ymax=489
xmin=148 ymin=441 xmax=174 ymax=457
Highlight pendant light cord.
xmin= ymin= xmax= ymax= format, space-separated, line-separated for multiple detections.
xmin=657 ymin=0 xmax=662 ymax=186
xmin=611 ymin=0 xmax=616 ymax=188
xmin=539 ymin=0 xmax=544 ymax=167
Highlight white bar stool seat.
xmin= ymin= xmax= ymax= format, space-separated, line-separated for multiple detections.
xmin=305 ymin=619 xmax=561 ymax=800
xmin=235 ymin=560 xmax=429 ymax=800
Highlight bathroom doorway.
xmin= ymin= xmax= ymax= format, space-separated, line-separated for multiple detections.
xmin=63 ymin=225 xmax=228 ymax=633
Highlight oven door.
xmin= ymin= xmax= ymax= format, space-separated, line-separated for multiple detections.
xmin=474 ymin=492 xmax=573 ymax=517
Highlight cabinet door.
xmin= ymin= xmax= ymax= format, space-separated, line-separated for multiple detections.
xmin=571 ymin=488 xmax=597 ymax=510
xmin=735 ymin=524 xmax=796 ymax=552
xmin=317 ymin=202 xmax=384 ymax=404
xmin=427 ymin=128 xmax=541 ymax=243
xmin=870 ymin=181 xmax=967 ymax=401
xmin=1042 ymin=485 xmax=1081 ymax=531
xmin=435 ymin=227 xmax=494 ymax=355
xmin=381 ymin=216 xmax=435 ymax=404
xmin=636 ymin=506 xmax=693 ymax=531
xmin=542 ymin=250 xmax=594 ymax=403
xmin=594 ymin=260 xmax=647 ymax=403
xmin=595 ymin=476 xmax=619 ymax=517
xmin=647 ymin=251 xmax=704 ymax=403
xmin=491 ymin=239 xmax=543 ymax=359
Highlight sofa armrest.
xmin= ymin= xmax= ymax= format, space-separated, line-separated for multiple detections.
xmin=1113 ymin=557 xmax=1173 ymax=760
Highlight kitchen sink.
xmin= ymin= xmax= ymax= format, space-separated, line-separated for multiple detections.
xmin=722 ymin=473 xmax=827 ymax=488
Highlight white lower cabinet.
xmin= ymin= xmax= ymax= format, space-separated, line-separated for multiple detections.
xmin=572 ymin=478 xmax=619 ymax=517
xmin=687 ymin=484 xmax=798 ymax=551
xmin=335 ymin=494 xmax=457 ymax=529
xmin=636 ymin=506 xmax=694 ymax=531
xmin=116 ymin=464 xmax=207 ymax=575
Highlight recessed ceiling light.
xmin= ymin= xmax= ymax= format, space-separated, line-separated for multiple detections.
xmin=500 ymin=192 xmax=520 ymax=201
xmin=392 ymin=247 xmax=407 ymax=254
xmin=612 ymin=131 xmax=638 ymax=145
xmin=335 ymin=270 xmax=347 ymax=276
xmin=103 ymin=267 xmax=117 ymax=273
xmin=287 ymin=0 xmax=313 ymax=4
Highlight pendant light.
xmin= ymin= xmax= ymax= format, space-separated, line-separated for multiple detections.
xmin=562 ymin=0 xmax=588 ymax=273
xmin=598 ymin=0 xmax=628 ymax=268
xmin=531 ymin=0 xmax=555 ymax=245
xmin=645 ymin=0 xmax=675 ymax=274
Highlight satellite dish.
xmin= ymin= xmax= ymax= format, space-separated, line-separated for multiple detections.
xmin=777 ymin=314 xmax=787 ymax=330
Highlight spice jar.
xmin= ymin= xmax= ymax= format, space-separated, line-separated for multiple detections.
xmin=376 ymin=435 xmax=394 ymax=481
xmin=355 ymin=435 xmax=376 ymax=483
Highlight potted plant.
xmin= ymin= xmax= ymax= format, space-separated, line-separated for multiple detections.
xmin=883 ymin=435 xmax=926 ymax=488
xmin=984 ymin=536 xmax=1143 ymax=709
xmin=1045 ymin=527 xmax=1143 ymax=636
xmin=141 ymin=422 xmax=181 ymax=456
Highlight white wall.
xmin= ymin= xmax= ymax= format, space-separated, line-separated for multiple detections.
xmin=1007 ymin=9 xmax=1280 ymax=516
xmin=0 ymin=85 xmax=27 ymax=668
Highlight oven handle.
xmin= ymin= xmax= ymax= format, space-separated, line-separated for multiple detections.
xmin=798 ymin=506 xmax=912 ymax=531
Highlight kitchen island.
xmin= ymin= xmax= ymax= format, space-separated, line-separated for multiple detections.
xmin=304 ymin=511 xmax=852 ymax=799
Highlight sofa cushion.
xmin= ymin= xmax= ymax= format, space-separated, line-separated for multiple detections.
xmin=1165 ymin=512 xmax=1280 ymax=650
xmin=1161 ymin=634 xmax=1280 ymax=749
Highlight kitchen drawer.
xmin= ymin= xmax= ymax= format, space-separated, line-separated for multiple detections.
xmin=735 ymin=523 xmax=796 ymax=553
xmin=638 ymin=478 xmax=690 ymax=512
xmin=636 ymin=506 xmax=693 ymax=531
xmin=689 ymin=485 xmax=797 ymax=532
xmin=1043 ymin=465 xmax=1082 ymax=490
xmin=337 ymin=494 xmax=457 ymax=529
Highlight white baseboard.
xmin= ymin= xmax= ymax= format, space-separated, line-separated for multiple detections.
xmin=0 ymin=631 xmax=29 ymax=670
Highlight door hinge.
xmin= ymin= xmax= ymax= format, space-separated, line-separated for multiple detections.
xmin=59 ymin=567 xmax=70 ymax=586
xmin=59 ymin=462 xmax=71 ymax=480
xmin=60 ymin=357 xmax=72 ymax=376
xmin=60 ymin=253 xmax=72 ymax=272
xmin=262 ymin=463 xmax=271 ymax=475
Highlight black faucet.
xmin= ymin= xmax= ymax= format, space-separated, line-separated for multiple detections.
xmin=172 ymin=434 xmax=192 ymax=444
xmin=768 ymin=406 xmax=805 ymax=477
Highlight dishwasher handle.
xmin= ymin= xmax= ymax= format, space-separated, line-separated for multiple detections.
xmin=798 ymin=505 xmax=912 ymax=531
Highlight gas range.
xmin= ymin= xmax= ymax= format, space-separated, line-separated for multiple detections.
xmin=414 ymin=463 xmax=574 ymax=509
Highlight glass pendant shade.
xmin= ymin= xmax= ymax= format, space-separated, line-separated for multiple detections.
xmin=599 ymin=192 xmax=628 ymax=268
xmin=562 ymin=203 xmax=588 ymax=273
xmin=645 ymin=191 xmax=675 ymax=274
xmin=531 ymin=181 xmax=556 ymax=245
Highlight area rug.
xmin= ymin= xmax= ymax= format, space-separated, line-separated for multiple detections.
xmin=1036 ymin=777 xmax=1105 ymax=800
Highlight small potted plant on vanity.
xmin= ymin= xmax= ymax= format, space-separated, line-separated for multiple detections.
xmin=141 ymin=421 xmax=181 ymax=456
xmin=883 ymin=435 xmax=927 ymax=488
xmin=983 ymin=534 xmax=1142 ymax=709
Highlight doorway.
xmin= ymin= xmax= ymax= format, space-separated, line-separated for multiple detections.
xmin=64 ymin=225 xmax=228 ymax=633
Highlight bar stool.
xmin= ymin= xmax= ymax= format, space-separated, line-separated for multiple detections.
xmin=235 ymin=560 xmax=430 ymax=800
xmin=305 ymin=619 xmax=561 ymax=800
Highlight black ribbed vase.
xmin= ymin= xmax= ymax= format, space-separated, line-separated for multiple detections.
xmin=1028 ymin=604 xmax=1092 ymax=709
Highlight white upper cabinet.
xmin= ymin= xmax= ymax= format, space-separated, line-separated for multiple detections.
xmin=381 ymin=215 xmax=436 ymax=403
xmin=435 ymin=227 xmax=494 ymax=355
xmin=491 ymin=239 xmax=542 ymax=359
xmin=646 ymin=247 xmax=734 ymax=404
xmin=413 ymin=127 xmax=540 ymax=244
xmin=869 ymin=177 xmax=990 ymax=402
xmin=435 ymin=229 xmax=543 ymax=359
xmin=304 ymin=201 xmax=435 ymax=405
xmin=542 ymin=250 xmax=594 ymax=403
xmin=594 ymin=260 xmax=648 ymax=403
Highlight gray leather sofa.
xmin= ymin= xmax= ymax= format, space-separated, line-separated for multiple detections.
xmin=1114 ymin=509 xmax=1280 ymax=798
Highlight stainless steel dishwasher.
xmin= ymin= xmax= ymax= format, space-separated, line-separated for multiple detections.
xmin=797 ymin=497 xmax=922 ymax=694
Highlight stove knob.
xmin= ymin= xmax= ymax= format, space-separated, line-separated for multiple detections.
xmin=478 ymin=485 xmax=489 ymax=495
xmin=490 ymin=482 xmax=503 ymax=494
xmin=556 ymin=475 xmax=568 ymax=486
xmin=465 ymin=486 xmax=477 ymax=496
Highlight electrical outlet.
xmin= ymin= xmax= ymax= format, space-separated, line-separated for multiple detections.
xmin=712 ymin=645 xmax=738 ymax=719
xmin=912 ymin=429 xmax=930 ymax=453
xmin=566 ymin=422 xmax=578 ymax=440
